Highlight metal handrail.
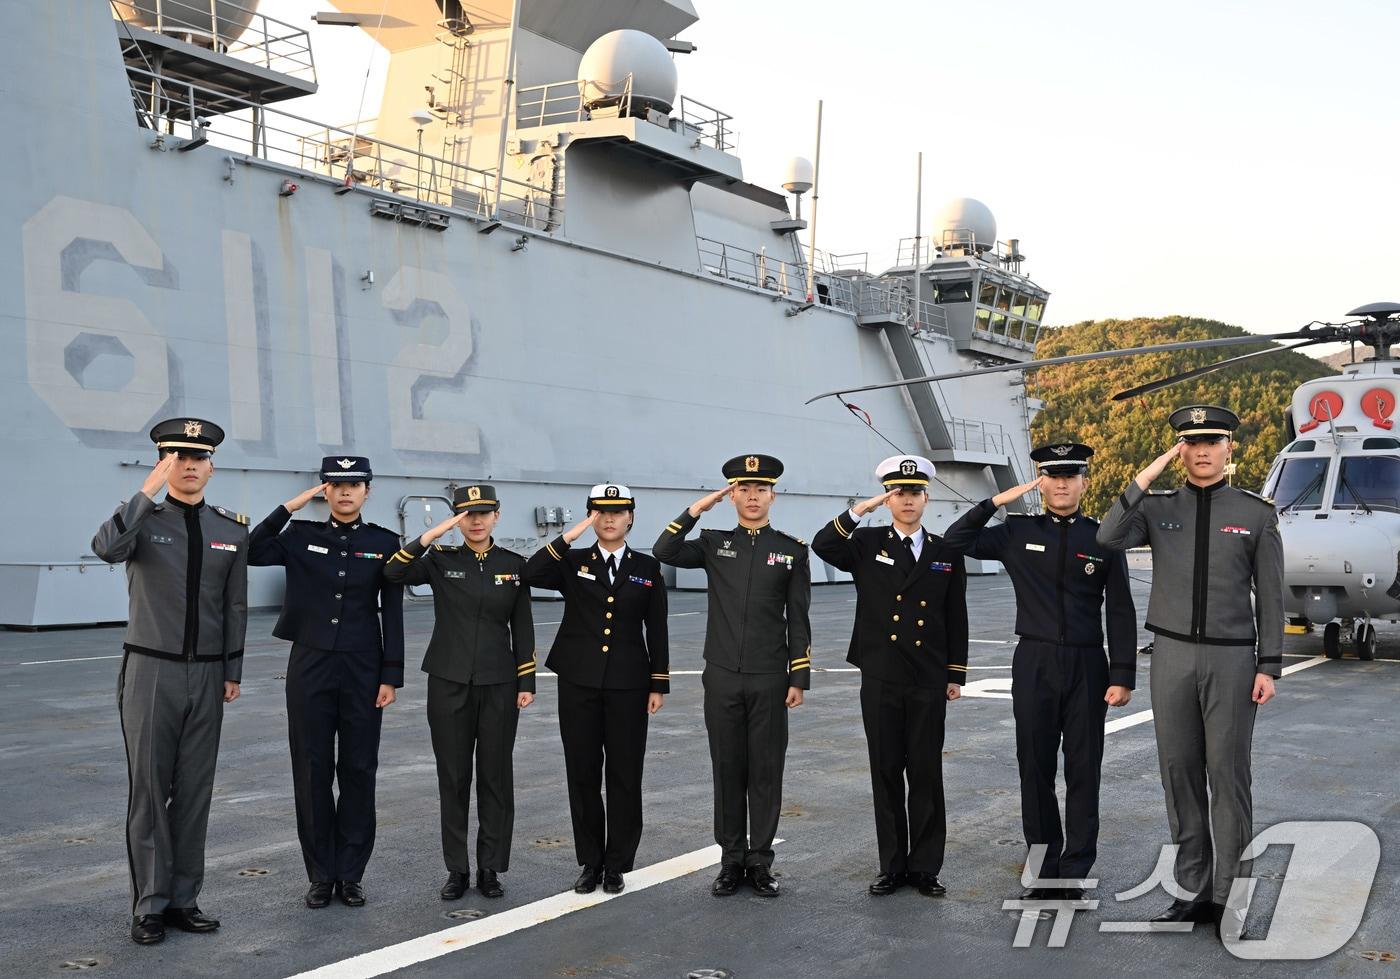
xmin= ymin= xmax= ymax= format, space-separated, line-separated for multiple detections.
xmin=113 ymin=0 xmax=316 ymax=81
xmin=515 ymin=77 xmax=736 ymax=152
xmin=125 ymin=67 xmax=560 ymax=231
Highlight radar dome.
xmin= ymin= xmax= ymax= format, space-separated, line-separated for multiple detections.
xmin=113 ymin=1 xmax=259 ymax=48
xmin=934 ymin=197 xmax=997 ymax=253
xmin=781 ymin=157 xmax=814 ymax=195
xmin=578 ymin=29 xmax=679 ymax=115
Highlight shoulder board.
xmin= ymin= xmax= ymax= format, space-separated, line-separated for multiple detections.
xmin=211 ymin=505 xmax=249 ymax=526
xmin=1081 ymin=514 xmax=1101 ymax=524
xmin=772 ymin=528 xmax=807 ymax=547
xmin=1147 ymin=489 xmax=1178 ymax=496
xmin=289 ymin=519 xmax=320 ymax=529
xmin=1235 ymin=488 xmax=1275 ymax=506
xmin=1006 ymin=512 xmax=1034 ymax=518
xmin=432 ymin=543 xmax=461 ymax=552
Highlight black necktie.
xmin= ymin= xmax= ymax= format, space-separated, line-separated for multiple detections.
xmin=899 ymin=535 xmax=915 ymax=571
xmin=606 ymin=553 xmax=617 ymax=584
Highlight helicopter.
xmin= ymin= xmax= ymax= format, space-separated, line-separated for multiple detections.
xmin=808 ymin=301 xmax=1400 ymax=661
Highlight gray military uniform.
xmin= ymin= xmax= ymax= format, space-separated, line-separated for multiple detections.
xmin=92 ymin=493 xmax=249 ymax=916
xmin=1097 ymin=478 xmax=1283 ymax=905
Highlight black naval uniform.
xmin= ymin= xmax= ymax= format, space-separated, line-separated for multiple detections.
xmin=653 ymin=511 xmax=811 ymax=872
xmin=249 ymin=507 xmax=404 ymax=886
xmin=523 ymin=535 xmax=669 ymax=873
xmin=384 ymin=536 xmax=535 ymax=875
xmin=812 ymin=511 xmax=968 ymax=880
xmin=943 ymin=498 xmax=1136 ymax=882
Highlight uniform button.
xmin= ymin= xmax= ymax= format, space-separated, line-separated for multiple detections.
xmin=605 ymin=612 xmax=613 ymax=619
xmin=607 ymin=596 xmax=615 ymax=604
xmin=602 ymin=645 xmax=609 ymax=652
xmin=920 ymin=600 xmax=927 ymax=607
xmin=892 ymin=614 xmax=900 ymax=622
xmin=918 ymin=619 xmax=925 ymax=627
xmin=896 ymin=594 xmax=902 ymax=601
xmin=340 ymin=535 xmax=347 ymax=541
xmin=916 ymin=640 xmax=922 ymax=647
xmin=335 ymin=593 xmax=342 ymax=600
xmin=331 ymin=617 xmax=339 ymax=624
xmin=341 ymin=551 xmax=347 ymax=556
xmin=604 ymin=628 xmax=611 ymax=636
xmin=889 ymin=634 xmax=897 ymax=641
xmin=338 ymin=571 xmax=346 ymax=577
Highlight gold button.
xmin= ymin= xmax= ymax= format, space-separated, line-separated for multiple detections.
xmin=606 ymin=612 xmax=613 ymax=619
xmin=602 ymin=645 xmax=609 ymax=652
xmin=604 ymin=628 xmax=611 ymax=635
xmin=607 ymin=596 xmax=614 ymax=604
xmin=920 ymin=600 xmax=927 ymax=607
xmin=896 ymin=594 xmax=902 ymax=601
xmin=892 ymin=614 xmax=900 ymax=622
xmin=916 ymin=640 xmax=922 ymax=647
xmin=918 ymin=620 xmax=925 ymax=627
xmin=890 ymin=634 xmax=897 ymax=641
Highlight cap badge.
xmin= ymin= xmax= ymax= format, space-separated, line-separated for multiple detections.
xmin=900 ymin=459 xmax=918 ymax=475
xmin=1190 ymin=407 xmax=1207 ymax=424
xmin=605 ymin=485 xmax=619 ymax=498
xmin=745 ymin=455 xmax=760 ymax=473
xmin=1051 ymin=444 xmax=1072 ymax=456
xmin=183 ymin=420 xmax=203 ymax=438
xmin=467 ymin=486 xmax=482 ymax=501
xmin=336 ymin=458 xmax=354 ymax=469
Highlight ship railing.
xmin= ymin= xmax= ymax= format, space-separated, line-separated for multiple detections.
xmin=854 ymin=278 xmax=950 ymax=335
xmin=112 ymin=0 xmax=316 ymax=82
xmin=516 ymin=77 xmax=735 ymax=151
xmin=696 ymin=237 xmax=807 ymax=297
xmin=949 ymin=417 xmax=1012 ymax=455
xmin=897 ymin=233 xmax=1027 ymax=268
xmin=802 ymin=245 xmax=869 ymax=276
xmin=125 ymin=67 xmax=560 ymax=231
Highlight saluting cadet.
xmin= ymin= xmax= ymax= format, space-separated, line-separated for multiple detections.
xmin=248 ymin=456 xmax=405 ymax=909
xmin=522 ymin=483 xmax=669 ymax=895
xmin=384 ymin=484 xmax=535 ymax=901
xmin=812 ymin=455 xmax=967 ymax=898
xmin=1097 ymin=405 xmax=1283 ymax=940
xmin=942 ymin=442 xmax=1136 ymax=901
xmin=91 ymin=419 xmax=248 ymax=946
xmin=653 ymin=454 xmax=811 ymax=898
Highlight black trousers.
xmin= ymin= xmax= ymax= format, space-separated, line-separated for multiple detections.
xmin=702 ymin=665 xmax=788 ymax=870
xmin=426 ymin=676 xmax=519 ymax=873
xmin=286 ymin=643 xmax=384 ymax=884
xmin=859 ymin=674 xmax=947 ymax=876
xmin=1011 ymin=639 xmax=1110 ymax=881
xmin=557 ymin=678 xmax=650 ymax=872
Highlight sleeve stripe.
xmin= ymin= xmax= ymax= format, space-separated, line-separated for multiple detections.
xmin=545 ymin=542 xmax=562 ymax=561
xmin=651 ymin=673 xmax=670 ymax=679
xmin=665 ymin=522 xmax=683 ymax=533
xmin=831 ymin=517 xmax=851 ymax=539
xmin=947 ymin=664 xmax=968 ymax=672
xmin=789 ymin=663 xmax=811 ymax=671
xmin=517 ymin=664 xmax=536 ymax=675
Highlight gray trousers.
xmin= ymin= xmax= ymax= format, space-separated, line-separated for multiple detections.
xmin=118 ymin=653 xmax=225 ymax=916
xmin=1150 ymin=635 xmax=1257 ymax=905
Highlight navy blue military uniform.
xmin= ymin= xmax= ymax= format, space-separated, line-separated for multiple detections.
xmin=811 ymin=455 xmax=968 ymax=890
xmin=249 ymin=456 xmax=404 ymax=891
xmin=943 ymin=442 xmax=1136 ymax=887
xmin=523 ymin=483 xmax=669 ymax=884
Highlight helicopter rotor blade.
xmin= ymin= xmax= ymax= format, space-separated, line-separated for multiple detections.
xmin=804 ymin=328 xmax=1324 ymax=405
xmin=1109 ymin=338 xmax=1329 ymax=401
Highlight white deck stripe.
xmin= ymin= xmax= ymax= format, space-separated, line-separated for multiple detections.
xmin=18 ymin=653 xmax=125 ymax=666
xmin=284 ymin=841 xmax=780 ymax=979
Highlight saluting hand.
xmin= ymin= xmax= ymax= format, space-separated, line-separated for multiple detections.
xmin=992 ymin=476 xmax=1045 ymax=509
xmin=285 ymin=483 xmax=329 ymax=513
xmin=141 ymin=454 xmax=177 ymax=500
xmin=375 ymin=684 xmax=396 ymax=708
xmin=562 ymin=511 xmax=598 ymax=544
xmin=420 ymin=511 xmax=468 ymax=547
xmin=688 ymin=485 xmax=734 ymax=518
xmin=1135 ymin=443 xmax=1184 ymax=490
xmin=852 ymin=489 xmax=897 ymax=517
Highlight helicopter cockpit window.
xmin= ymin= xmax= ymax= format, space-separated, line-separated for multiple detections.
xmin=1285 ymin=440 xmax=1316 ymax=453
xmin=1333 ymin=456 xmax=1400 ymax=512
xmin=1267 ymin=457 xmax=1328 ymax=510
xmin=1362 ymin=437 xmax=1400 ymax=450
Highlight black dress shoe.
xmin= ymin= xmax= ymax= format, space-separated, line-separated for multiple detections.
xmin=1019 ymin=886 xmax=1050 ymax=901
xmin=711 ymin=865 xmax=743 ymax=897
xmin=747 ymin=866 xmax=780 ymax=897
xmin=338 ymin=881 xmax=366 ymax=907
xmin=305 ymin=882 xmax=334 ymax=908
xmin=574 ymin=866 xmax=603 ymax=894
xmin=477 ymin=869 xmax=504 ymax=899
xmin=440 ymin=871 xmax=469 ymax=901
xmin=1060 ymin=887 xmax=1085 ymax=901
xmin=1150 ymin=898 xmax=1216 ymax=923
xmin=915 ymin=874 xmax=947 ymax=897
xmin=869 ymin=872 xmax=905 ymax=896
xmin=163 ymin=907 xmax=220 ymax=932
xmin=130 ymin=915 xmax=165 ymax=945
xmin=602 ymin=870 xmax=625 ymax=894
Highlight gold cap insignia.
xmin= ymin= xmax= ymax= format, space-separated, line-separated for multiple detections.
xmin=745 ymin=455 xmax=760 ymax=473
xmin=183 ymin=420 xmax=203 ymax=438
xmin=467 ymin=485 xmax=482 ymax=501
xmin=1190 ymin=407 xmax=1208 ymax=424
xmin=900 ymin=459 xmax=917 ymax=475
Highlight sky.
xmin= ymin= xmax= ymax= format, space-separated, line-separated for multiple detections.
xmin=260 ymin=0 xmax=1400 ymax=346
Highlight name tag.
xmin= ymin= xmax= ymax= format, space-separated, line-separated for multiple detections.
xmin=354 ymin=551 xmax=384 ymax=559
xmin=629 ymin=575 xmax=654 ymax=587
xmin=875 ymin=553 xmax=895 ymax=565
xmin=929 ymin=561 xmax=953 ymax=572
xmin=148 ymin=534 xmax=173 ymax=545
xmin=495 ymin=573 xmax=520 ymax=586
xmin=307 ymin=544 xmax=329 ymax=554
xmin=577 ymin=570 xmax=597 ymax=580
xmin=445 ymin=570 xmax=466 ymax=579
xmin=1220 ymin=525 xmax=1251 ymax=536
xmin=210 ymin=542 xmax=238 ymax=553
xmin=716 ymin=548 xmax=738 ymax=559
xmin=1025 ymin=543 xmax=1045 ymax=552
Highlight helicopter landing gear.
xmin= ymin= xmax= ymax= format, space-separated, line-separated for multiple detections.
xmin=1356 ymin=618 xmax=1377 ymax=661
xmin=1323 ymin=621 xmax=1342 ymax=659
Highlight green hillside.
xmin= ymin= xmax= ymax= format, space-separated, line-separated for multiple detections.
xmin=1027 ymin=317 xmax=1337 ymax=516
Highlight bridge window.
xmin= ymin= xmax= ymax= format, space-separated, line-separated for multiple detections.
xmin=1266 ymin=457 xmax=1328 ymax=509
xmin=979 ymin=281 xmax=998 ymax=307
xmin=1334 ymin=456 xmax=1400 ymax=512
xmin=932 ymin=279 xmax=972 ymax=303
xmin=1026 ymin=298 xmax=1045 ymax=322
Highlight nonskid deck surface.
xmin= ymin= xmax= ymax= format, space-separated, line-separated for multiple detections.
xmin=1 ymin=575 xmax=1396 ymax=978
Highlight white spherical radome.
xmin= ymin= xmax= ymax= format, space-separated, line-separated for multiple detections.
xmin=934 ymin=197 xmax=997 ymax=251
xmin=577 ymin=29 xmax=679 ymax=114
xmin=781 ymin=156 xmax=814 ymax=195
xmin=113 ymin=0 xmax=259 ymax=46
